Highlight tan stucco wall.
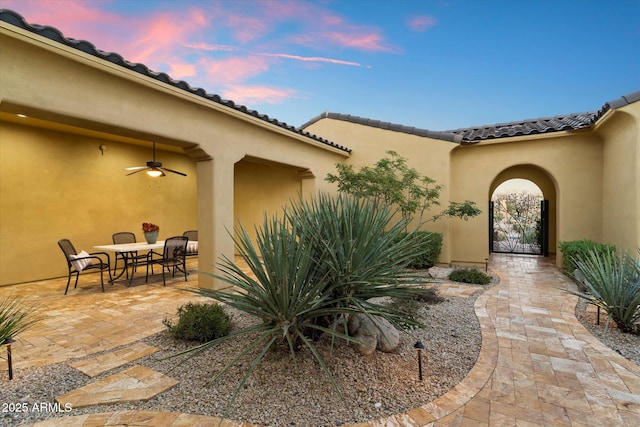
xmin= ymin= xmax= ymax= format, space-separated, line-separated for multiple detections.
xmin=451 ymin=133 xmax=604 ymax=265
xmin=0 ymin=121 xmax=197 ymax=285
xmin=234 ymin=158 xmax=305 ymax=240
xmin=598 ymin=104 xmax=640 ymax=253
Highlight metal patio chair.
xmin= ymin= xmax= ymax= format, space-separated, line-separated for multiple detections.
xmin=112 ymin=232 xmax=153 ymax=280
xmin=58 ymin=239 xmax=112 ymax=294
xmin=182 ymin=230 xmax=198 ymax=258
xmin=146 ymin=236 xmax=188 ymax=286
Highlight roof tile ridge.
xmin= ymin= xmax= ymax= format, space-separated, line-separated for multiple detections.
xmin=301 ymin=111 xmax=462 ymax=143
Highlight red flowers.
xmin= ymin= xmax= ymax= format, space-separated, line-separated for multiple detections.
xmin=142 ymin=222 xmax=159 ymax=232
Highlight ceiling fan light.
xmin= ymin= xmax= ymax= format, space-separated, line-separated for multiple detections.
xmin=147 ymin=169 xmax=163 ymax=177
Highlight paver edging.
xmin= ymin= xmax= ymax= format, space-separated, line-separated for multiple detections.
xmin=410 ymin=279 xmax=501 ymax=424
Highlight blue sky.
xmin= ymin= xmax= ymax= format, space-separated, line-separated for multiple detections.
xmin=1 ymin=0 xmax=638 ymax=130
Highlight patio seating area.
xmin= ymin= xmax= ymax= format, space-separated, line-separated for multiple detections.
xmin=2 ymin=258 xmax=207 ymax=369
xmin=1 ymin=255 xmax=639 ymax=426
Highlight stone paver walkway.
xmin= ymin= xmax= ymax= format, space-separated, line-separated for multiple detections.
xmin=2 ymin=255 xmax=639 ymax=426
xmin=2 ymin=259 xmax=209 ymax=369
xmin=69 ymin=342 xmax=159 ymax=378
xmin=432 ymin=255 xmax=640 ymax=426
xmin=55 ymin=365 xmax=179 ymax=409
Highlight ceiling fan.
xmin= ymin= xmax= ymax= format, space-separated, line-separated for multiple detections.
xmin=125 ymin=142 xmax=186 ymax=177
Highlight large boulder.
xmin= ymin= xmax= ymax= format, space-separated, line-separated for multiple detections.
xmin=347 ymin=313 xmax=400 ymax=356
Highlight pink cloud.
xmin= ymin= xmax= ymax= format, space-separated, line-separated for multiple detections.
xmin=260 ymin=53 xmax=367 ymax=68
xmin=200 ymin=56 xmax=271 ymax=86
xmin=184 ymin=42 xmax=239 ymax=53
xmin=0 ymin=0 xmax=123 ymax=49
xmin=222 ymin=85 xmax=298 ymax=105
xmin=124 ymin=12 xmax=209 ymax=65
xmin=167 ymin=59 xmax=197 ymax=80
xmin=407 ymin=16 xmax=437 ymax=32
xmin=226 ymin=13 xmax=270 ymax=44
xmin=326 ymin=31 xmax=395 ymax=52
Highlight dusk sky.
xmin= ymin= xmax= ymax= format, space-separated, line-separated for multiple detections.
xmin=1 ymin=0 xmax=638 ymax=130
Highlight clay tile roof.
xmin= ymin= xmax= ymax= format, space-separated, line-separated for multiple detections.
xmin=0 ymin=9 xmax=351 ymax=154
xmin=300 ymin=112 xmax=464 ymax=143
xmin=444 ymin=112 xmax=599 ymax=143
xmin=302 ymin=90 xmax=639 ymax=145
xmin=447 ymin=91 xmax=640 ymax=144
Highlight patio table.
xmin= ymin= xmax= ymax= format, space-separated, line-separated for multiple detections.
xmin=93 ymin=241 xmax=165 ymax=286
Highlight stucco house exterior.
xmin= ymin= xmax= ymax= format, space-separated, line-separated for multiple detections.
xmin=1 ymin=9 xmax=638 ymax=289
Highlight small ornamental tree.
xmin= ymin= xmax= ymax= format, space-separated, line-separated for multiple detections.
xmin=326 ymin=151 xmax=481 ymax=226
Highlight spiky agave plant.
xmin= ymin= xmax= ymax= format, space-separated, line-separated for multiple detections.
xmin=569 ymin=247 xmax=640 ymax=334
xmin=285 ymin=193 xmax=434 ymax=332
xmin=175 ymin=193 xmax=431 ymax=418
xmin=176 ymin=214 xmax=361 ymax=417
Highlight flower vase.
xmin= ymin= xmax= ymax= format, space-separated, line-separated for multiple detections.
xmin=144 ymin=231 xmax=159 ymax=244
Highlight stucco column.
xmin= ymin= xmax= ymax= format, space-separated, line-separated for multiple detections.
xmin=197 ymin=153 xmax=241 ymax=289
xmin=299 ymin=169 xmax=316 ymax=198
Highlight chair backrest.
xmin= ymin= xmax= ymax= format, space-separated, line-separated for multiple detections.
xmin=58 ymin=239 xmax=77 ymax=262
xmin=183 ymin=230 xmax=198 ymax=241
xmin=163 ymin=236 xmax=188 ymax=260
xmin=113 ymin=232 xmax=136 ymax=245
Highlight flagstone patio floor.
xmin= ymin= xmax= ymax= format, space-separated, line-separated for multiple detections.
xmin=1 ymin=255 xmax=639 ymax=426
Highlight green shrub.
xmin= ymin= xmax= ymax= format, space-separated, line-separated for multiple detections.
xmin=559 ymin=240 xmax=616 ymax=276
xmin=569 ymin=248 xmax=640 ymax=334
xmin=448 ymin=268 xmax=491 ymax=285
xmin=397 ymin=231 xmax=442 ymax=268
xmin=163 ymin=302 xmax=232 ymax=343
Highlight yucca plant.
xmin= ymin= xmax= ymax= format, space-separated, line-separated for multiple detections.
xmin=1 ymin=297 xmax=40 ymax=346
xmin=569 ymin=248 xmax=640 ymax=334
xmin=177 ymin=214 xmax=361 ymax=416
xmin=174 ymin=193 xmax=430 ymax=417
xmin=285 ymin=193 xmax=432 ymax=331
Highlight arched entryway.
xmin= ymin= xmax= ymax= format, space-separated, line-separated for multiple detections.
xmin=489 ymin=165 xmax=557 ymax=257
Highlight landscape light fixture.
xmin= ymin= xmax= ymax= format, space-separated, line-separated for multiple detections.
xmin=4 ymin=337 xmax=15 ymax=380
xmin=413 ymin=340 xmax=426 ymax=381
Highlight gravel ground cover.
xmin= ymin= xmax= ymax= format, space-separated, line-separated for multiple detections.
xmin=2 ymin=271 xmax=484 ymax=427
xmin=2 ymin=269 xmax=638 ymax=427
xmin=574 ymin=299 xmax=640 ymax=366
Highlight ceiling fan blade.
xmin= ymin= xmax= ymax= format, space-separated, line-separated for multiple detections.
xmin=125 ymin=142 xmax=185 ymax=178
xmin=161 ymin=167 xmax=187 ymax=177
xmin=126 ymin=168 xmax=149 ymax=176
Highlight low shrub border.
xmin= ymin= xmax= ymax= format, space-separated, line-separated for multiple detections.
xmin=396 ymin=231 xmax=443 ymax=269
xmin=559 ymin=239 xmax=616 ymax=276
xmin=163 ymin=302 xmax=232 ymax=343
xmin=448 ymin=268 xmax=491 ymax=285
